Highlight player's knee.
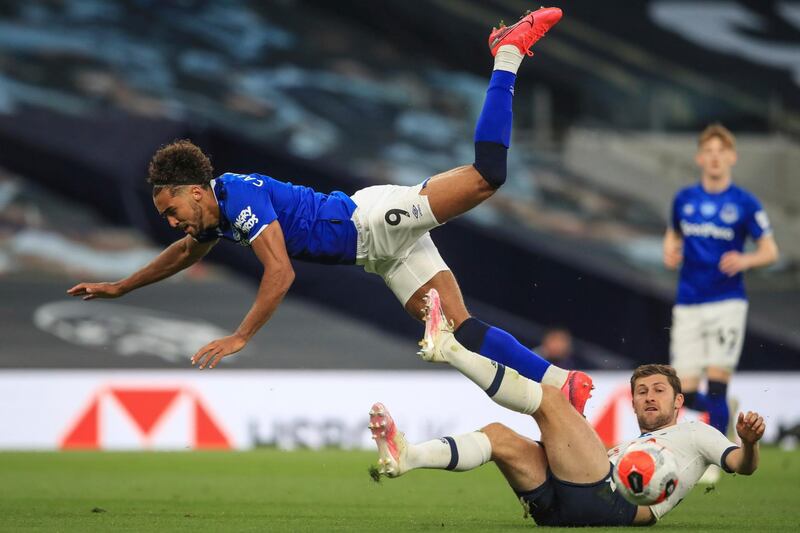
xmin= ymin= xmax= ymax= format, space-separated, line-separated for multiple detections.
xmin=480 ymin=423 xmax=515 ymax=459
xmin=473 ymin=142 xmax=507 ymax=189
xmin=481 ymin=422 xmax=511 ymax=436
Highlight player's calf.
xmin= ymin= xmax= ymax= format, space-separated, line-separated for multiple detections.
xmin=418 ymin=289 xmax=592 ymax=415
xmin=419 ymin=290 xmax=543 ymax=415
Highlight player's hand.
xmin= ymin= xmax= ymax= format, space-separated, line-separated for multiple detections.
xmin=736 ymin=411 xmax=765 ymax=445
xmin=663 ymin=247 xmax=683 ymax=270
xmin=66 ymin=281 xmax=126 ymax=300
xmin=191 ymin=334 xmax=247 ymax=369
xmin=719 ymin=251 xmax=750 ymax=276
xmin=662 ymin=235 xmax=683 ymax=270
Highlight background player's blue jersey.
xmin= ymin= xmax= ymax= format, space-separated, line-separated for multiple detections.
xmin=671 ymin=183 xmax=771 ymax=304
xmin=196 ymin=173 xmax=358 ymax=264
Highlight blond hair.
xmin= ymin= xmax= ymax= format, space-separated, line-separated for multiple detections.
xmin=698 ymin=123 xmax=736 ymax=150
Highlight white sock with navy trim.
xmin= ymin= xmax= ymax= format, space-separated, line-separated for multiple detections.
xmin=406 ymin=431 xmax=492 ymax=472
xmin=440 ymin=332 xmax=543 ymax=415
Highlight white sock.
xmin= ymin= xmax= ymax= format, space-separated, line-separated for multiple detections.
xmin=407 ymin=431 xmax=492 ymax=472
xmin=494 ymin=45 xmax=524 ymax=74
xmin=440 ymin=333 xmax=542 ymax=415
xmin=542 ymin=365 xmax=569 ymax=389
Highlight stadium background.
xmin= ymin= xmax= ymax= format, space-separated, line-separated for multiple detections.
xmin=0 ymin=0 xmax=798 ymax=529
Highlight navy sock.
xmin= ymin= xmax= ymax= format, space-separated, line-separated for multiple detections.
xmin=706 ymin=381 xmax=729 ymax=434
xmin=683 ymin=391 xmax=711 ymax=412
xmin=454 ymin=317 xmax=551 ymax=382
xmin=473 ymin=142 xmax=508 ymax=189
xmin=473 ymin=70 xmax=514 ymax=188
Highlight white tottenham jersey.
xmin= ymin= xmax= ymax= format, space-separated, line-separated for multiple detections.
xmin=607 ymin=421 xmax=739 ymax=520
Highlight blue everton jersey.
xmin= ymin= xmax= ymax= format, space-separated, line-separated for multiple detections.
xmin=671 ymin=183 xmax=771 ymax=304
xmin=196 ymin=173 xmax=358 ymax=265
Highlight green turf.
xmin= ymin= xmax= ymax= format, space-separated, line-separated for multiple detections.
xmin=0 ymin=447 xmax=797 ymax=531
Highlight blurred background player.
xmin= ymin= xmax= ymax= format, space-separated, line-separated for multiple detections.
xmin=66 ymin=7 xmax=591 ymax=409
xmin=535 ymin=326 xmax=573 ymax=366
xmin=534 ymin=325 xmax=582 ymax=370
xmin=663 ymin=124 xmax=778 ymax=481
xmin=372 ymin=294 xmax=766 ymax=526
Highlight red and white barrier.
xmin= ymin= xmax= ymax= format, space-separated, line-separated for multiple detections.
xmin=0 ymin=370 xmax=796 ymax=450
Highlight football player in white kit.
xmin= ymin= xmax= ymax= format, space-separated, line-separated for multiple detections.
xmin=368 ymin=290 xmax=765 ymax=527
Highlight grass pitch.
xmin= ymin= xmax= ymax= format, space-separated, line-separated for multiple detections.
xmin=1 ymin=447 xmax=797 ymax=532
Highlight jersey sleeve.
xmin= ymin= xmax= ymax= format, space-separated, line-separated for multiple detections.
xmin=744 ymin=194 xmax=771 ymax=240
xmin=693 ymin=422 xmax=739 ymax=473
xmin=224 ymin=174 xmax=277 ymax=244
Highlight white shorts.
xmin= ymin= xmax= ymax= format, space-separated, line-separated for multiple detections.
xmin=669 ymin=299 xmax=748 ymax=377
xmin=350 ymin=183 xmax=449 ymax=305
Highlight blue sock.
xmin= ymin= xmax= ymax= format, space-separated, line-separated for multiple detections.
xmin=474 ymin=70 xmax=515 ymax=147
xmin=473 ymin=70 xmax=514 ymax=188
xmin=454 ymin=317 xmax=551 ymax=382
xmin=706 ymin=381 xmax=730 ymax=434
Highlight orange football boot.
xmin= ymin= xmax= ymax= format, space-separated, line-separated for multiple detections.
xmin=562 ymin=370 xmax=594 ymax=415
xmin=489 ymin=7 xmax=563 ymax=57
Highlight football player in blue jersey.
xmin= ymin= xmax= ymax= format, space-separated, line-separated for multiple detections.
xmin=662 ymin=124 xmax=779 ymax=452
xmin=67 ymin=7 xmax=593 ymax=413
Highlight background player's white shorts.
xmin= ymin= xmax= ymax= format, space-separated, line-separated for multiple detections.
xmin=350 ymin=183 xmax=449 ymax=305
xmin=669 ymin=299 xmax=749 ymax=377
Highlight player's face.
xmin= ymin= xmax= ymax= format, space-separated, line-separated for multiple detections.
xmin=632 ymin=375 xmax=684 ymax=432
xmin=696 ymin=136 xmax=737 ymax=180
xmin=153 ymin=186 xmax=207 ymax=238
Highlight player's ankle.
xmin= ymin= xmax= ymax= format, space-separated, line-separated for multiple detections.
xmin=542 ymin=365 xmax=569 ymax=389
xmin=494 ymin=45 xmax=524 ymax=74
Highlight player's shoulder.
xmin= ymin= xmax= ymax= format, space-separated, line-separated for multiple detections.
xmin=674 ymin=183 xmax=701 ymax=200
xmin=676 ymin=420 xmax=710 ymax=430
xmin=725 ymin=182 xmax=759 ymax=203
xmin=217 ymin=172 xmax=246 ymax=182
xmin=675 ymin=420 xmax=703 ymax=430
xmin=217 ymin=172 xmax=278 ymax=194
xmin=676 ymin=420 xmax=727 ymax=440
xmin=217 ymin=172 xmax=267 ymax=185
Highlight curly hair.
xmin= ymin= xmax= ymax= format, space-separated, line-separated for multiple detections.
xmin=148 ymin=140 xmax=214 ymax=194
xmin=630 ymin=364 xmax=682 ymax=397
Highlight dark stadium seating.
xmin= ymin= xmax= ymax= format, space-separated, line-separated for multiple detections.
xmin=0 ymin=0 xmax=797 ymax=368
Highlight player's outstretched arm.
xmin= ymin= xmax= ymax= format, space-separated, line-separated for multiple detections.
xmin=662 ymin=228 xmax=683 ymax=270
xmin=66 ymin=235 xmax=217 ymax=300
xmin=192 ymin=221 xmax=295 ymax=369
xmin=724 ymin=411 xmax=765 ymax=475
